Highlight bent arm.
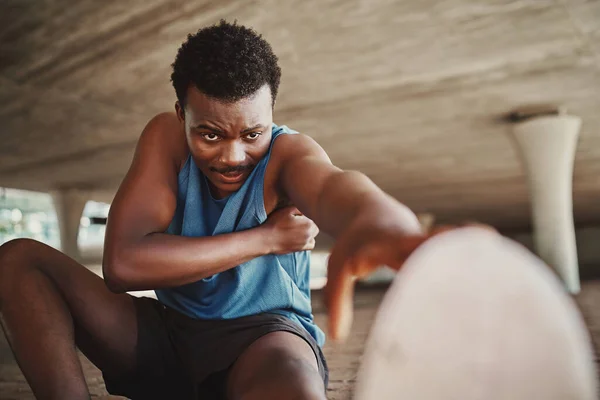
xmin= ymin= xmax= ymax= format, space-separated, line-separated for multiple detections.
xmin=103 ymin=113 xmax=271 ymax=293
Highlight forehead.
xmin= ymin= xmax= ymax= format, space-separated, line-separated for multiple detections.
xmin=184 ymin=85 xmax=272 ymax=127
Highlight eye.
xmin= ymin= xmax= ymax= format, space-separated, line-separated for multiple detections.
xmin=202 ymin=133 xmax=220 ymax=141
xmin=246 ymin=132 xmax=262 ymax=140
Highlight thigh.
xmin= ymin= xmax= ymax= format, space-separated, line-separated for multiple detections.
xmin=103 ymin=297 xmax=194 ymax=400
xmin=0 ymin=239 xmax=138 ymax=375
xmin=226 ymin=331 xmax=326 ymax=400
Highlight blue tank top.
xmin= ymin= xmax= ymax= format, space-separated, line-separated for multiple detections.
xmin=156 ymin=125 xmax=325 ymax=346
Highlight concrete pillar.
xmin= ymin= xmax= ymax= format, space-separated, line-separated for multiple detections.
xmin=512 ymin=114 xmax=582 ymax=293
xmin=50 ymin=189 xmax=90 ymax=261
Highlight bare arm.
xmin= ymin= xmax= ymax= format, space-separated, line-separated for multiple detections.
xmin=103 ymin=114 xmax=314 ymax=293
xmin=273 ymin=133 xmax=426 ymax=340
xmin=274 ymin=134 xmax=422 ymax=239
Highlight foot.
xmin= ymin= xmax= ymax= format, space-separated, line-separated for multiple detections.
xmin=355 ymin=228 xmax=597 ymax=400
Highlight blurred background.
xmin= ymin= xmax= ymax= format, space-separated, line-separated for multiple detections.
xmin=1 ymin=0 xmax=599 ymax=398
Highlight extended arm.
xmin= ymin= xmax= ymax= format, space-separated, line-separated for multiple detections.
xmin=273 ymin=133 xmax=426 ymax=340
xmin=275 ymin=134 xmax=422 ymax=240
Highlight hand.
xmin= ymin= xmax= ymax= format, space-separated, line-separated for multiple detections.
xmin=262 ymin=206 xmax=320 ymax=255
xmin=325 ymin=219 xmax=497 ymax=341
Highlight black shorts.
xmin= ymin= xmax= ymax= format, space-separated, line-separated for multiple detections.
xmin=102 ymin=297 xmax=328 ymax=400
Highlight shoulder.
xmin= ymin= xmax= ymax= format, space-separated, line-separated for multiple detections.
xmin=137 ymin=112 xmax=189 ymax=171
xmin=270 ymin=131 xmax=331 ymax=164
xmin=263 ymin=129 xmax=334 ymax=212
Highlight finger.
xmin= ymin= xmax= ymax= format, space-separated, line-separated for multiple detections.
xmin=288 ymin=207 xmax=303 ymax=217
xmin=277 ymin=205 xmax=302 ymax=216
xmin=292 ymin=212 xmax=310 ymax=221
xmin=294 ymin=215 xmax=313 ymax=226
xmin=310 ymin=223 xmax=320 ymax=238
xmin=384 ymin=235 xmax=431 ymax=271
xmin=325 ymin=247 xmax=357 ymax=342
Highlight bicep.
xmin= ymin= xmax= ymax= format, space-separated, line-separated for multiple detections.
xmin=105 ymin=113 xmax=185 ymax=251
xmin=275 ymin=134 xmax=343 ymax=221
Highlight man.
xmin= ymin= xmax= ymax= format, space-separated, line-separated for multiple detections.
xmin=0 ymin=21 xmax=438 ymax=399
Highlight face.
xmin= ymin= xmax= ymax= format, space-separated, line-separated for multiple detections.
xmin=176 ymin=85 xmax=273 ymax=199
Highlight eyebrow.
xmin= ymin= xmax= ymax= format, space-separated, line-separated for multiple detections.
xmin=193 ymin=124 xmax=267 ymax=134
xmin=240 ymin=124 xmax=266 ymax=134
xmin=193 ymin=124 xmax=223 ymax=133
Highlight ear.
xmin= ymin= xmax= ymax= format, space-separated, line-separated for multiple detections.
xmin=175 ymin=101 xmax=185 ymax=123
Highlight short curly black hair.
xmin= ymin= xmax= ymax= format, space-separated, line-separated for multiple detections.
xmin=171 ymin=20 xmax=281 ymax=108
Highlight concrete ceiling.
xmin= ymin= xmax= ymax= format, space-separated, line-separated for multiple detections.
xmin=1 ymin=0 xmax=599 ymax=230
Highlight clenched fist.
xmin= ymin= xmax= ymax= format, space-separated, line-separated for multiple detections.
xmin=261 ymin=206 xmax=319 ymax=254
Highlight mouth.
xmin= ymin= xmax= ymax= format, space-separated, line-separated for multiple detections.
xmin=216 ymin=171 xmax=246 ymax=184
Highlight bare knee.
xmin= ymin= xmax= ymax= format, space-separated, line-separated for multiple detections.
xmin=0 ymin=238 xmax=39 ymax=271
xmin=0 ymin=238 xmax=47 ymax=296
xmin=236 ymin=348 xmax=325 ymax=400
xmin=0 ymin=237 xmax=39 ymax=255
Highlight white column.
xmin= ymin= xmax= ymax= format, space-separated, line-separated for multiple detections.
xmin=512 ymin=115 xmax=582 ymax=293
xmin=50 ymin=189 xmax=90 ymax=261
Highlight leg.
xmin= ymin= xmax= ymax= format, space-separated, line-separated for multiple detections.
xmin=226 ymin=331 xmax=326 ymax=400
xmin=0 ymin=239 xmax=139 ymax=400
xmin=355 ymin=228 xmax=597 ymax=400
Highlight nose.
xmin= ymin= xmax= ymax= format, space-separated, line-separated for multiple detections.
xmin=219 ymin=141 xmax=246 ymax=166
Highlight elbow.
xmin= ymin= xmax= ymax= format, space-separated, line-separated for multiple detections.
xmin=104 ymin=278 xmax=127 ymax=294
xmin=102 ymin=253 xmax=135 ymax=294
